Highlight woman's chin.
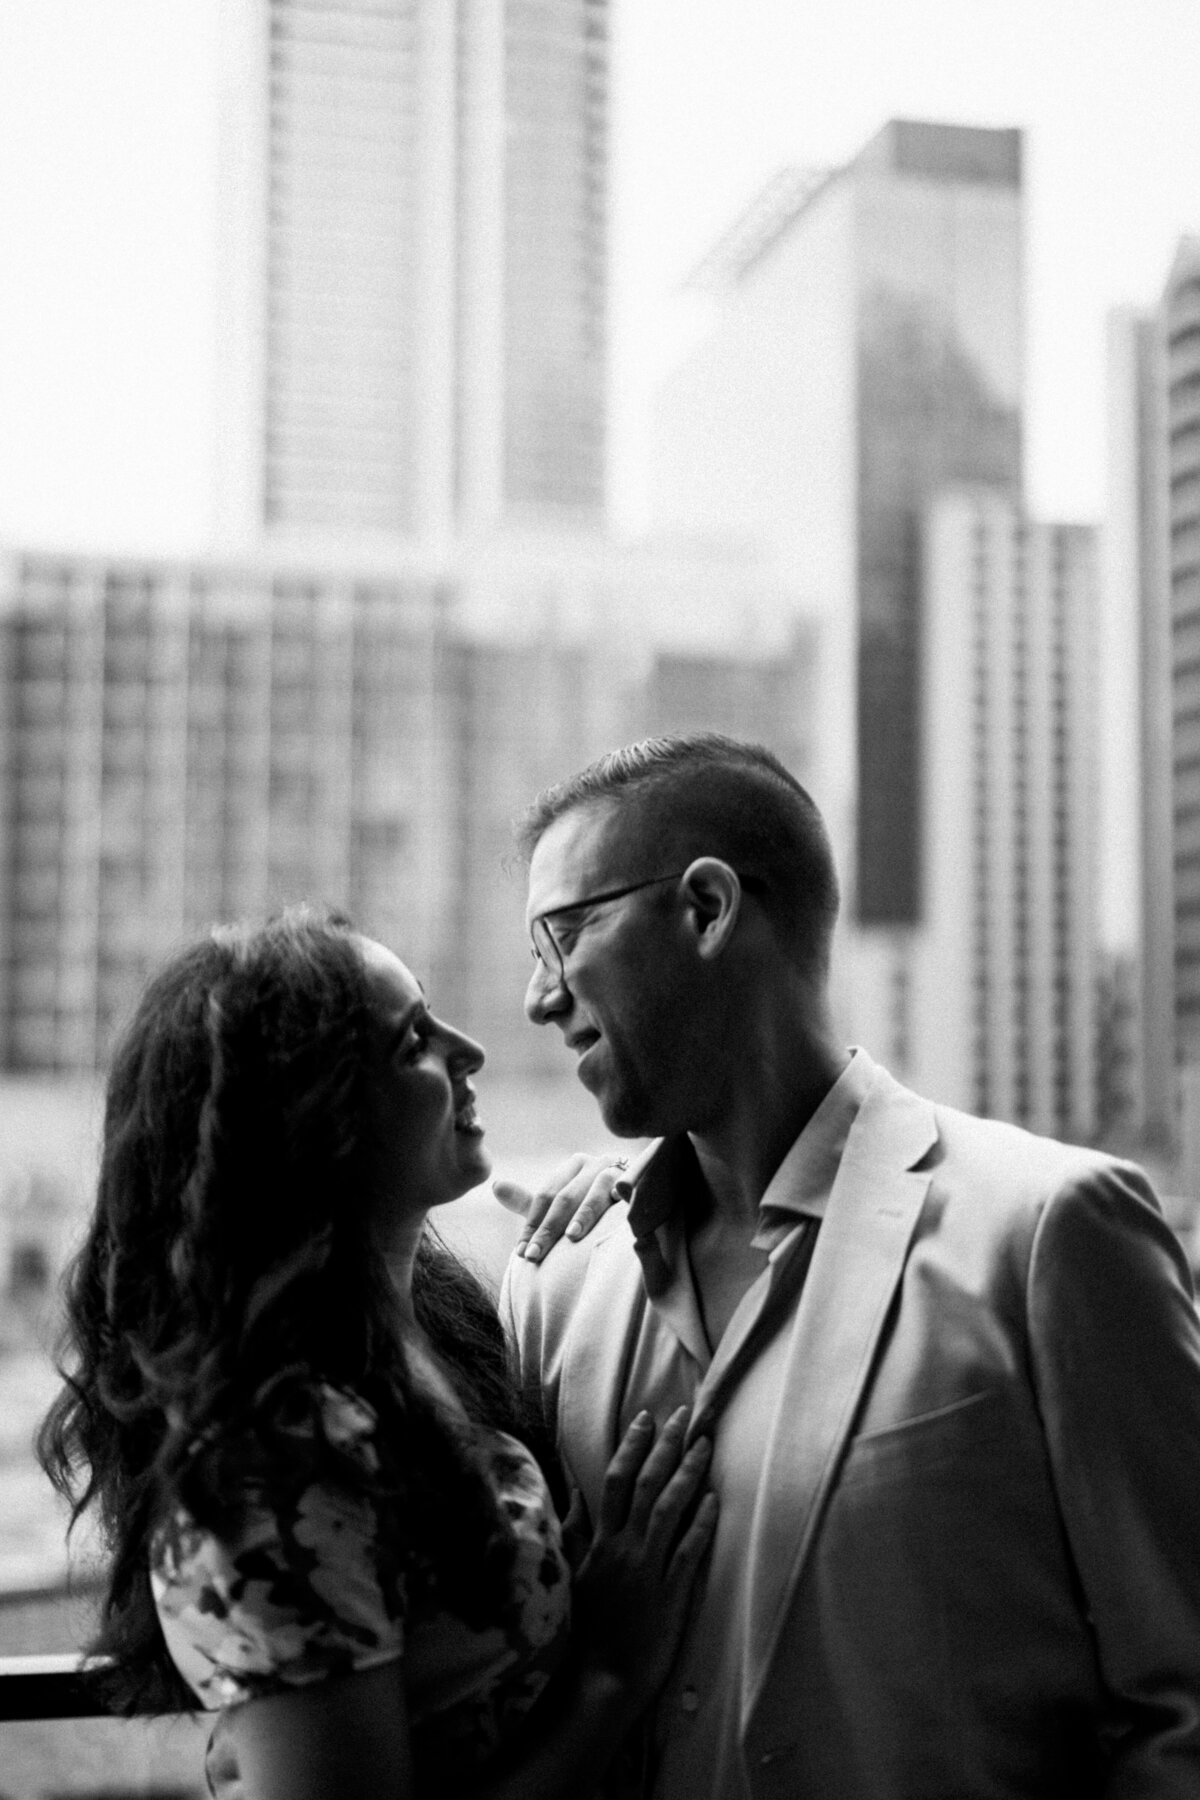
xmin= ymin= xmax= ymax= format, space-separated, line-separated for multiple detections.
xmin=439 ymin=1136 xmax=492 ymax=1201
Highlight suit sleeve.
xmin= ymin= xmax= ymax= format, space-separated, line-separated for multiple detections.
xmin=500 ymin=1253 xmax=534 ymax=1392
xmin=498 ymin=1254 xmax=521 ymax=1367
xmin=500 ymin=1252 xmax=558 ymax=1452
xmin=1027 ymin=1161 xmax=1200 ymax=1793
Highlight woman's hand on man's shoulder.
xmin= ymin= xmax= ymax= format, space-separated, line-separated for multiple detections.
xmin=491 ymin=1152 xmax=635 ymax=1264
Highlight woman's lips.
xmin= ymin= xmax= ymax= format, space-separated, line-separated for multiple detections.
xmin=453 ymin=1096 xmax=484 ymax=1135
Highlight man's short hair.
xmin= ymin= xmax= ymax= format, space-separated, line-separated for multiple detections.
xmin=517 ymin=734 xmax=840 ymax=972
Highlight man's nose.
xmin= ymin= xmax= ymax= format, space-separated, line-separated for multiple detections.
xmin=524 ymin=957 xmax=567 ymax=1025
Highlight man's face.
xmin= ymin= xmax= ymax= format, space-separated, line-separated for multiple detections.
xmin=524 ymin=803 xmax=697 ymax=1137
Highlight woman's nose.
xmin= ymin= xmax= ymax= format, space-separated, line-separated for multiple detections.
xmin=447 ymin=1024 xmax=485 ymax=1072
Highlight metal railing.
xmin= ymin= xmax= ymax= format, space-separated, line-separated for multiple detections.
xmin=0 ymin=1577 xmax=195 ymax=1721
xmin=0 ymin=1651 xmax=120 ymax=1721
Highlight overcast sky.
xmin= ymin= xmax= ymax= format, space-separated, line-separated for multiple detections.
xmin=0 ymin=0 xmax=1197 ymax=552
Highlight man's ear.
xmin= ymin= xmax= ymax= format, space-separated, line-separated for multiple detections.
xmin=678 ymin=858 xmax=742 ymax=960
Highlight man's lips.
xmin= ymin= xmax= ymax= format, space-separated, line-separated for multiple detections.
xmin=565 ymin=1029 xmax=601 ymax=1058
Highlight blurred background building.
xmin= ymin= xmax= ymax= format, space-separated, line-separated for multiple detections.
xmin=646 ymin=117 xmax=1101 ymax=1138
xmin=1095 ymin=237 xmax=1200 ymax=1204
xmin=215 ymin=0 xmax=609 ymax=546
xmin=912 ymin=494 xmax=1096 ymax=1140
xmin=1103 ymin=307 xmax=1174 ymax=1152
xmin=1168 ymin=239 xmax=1200 ymax=1193
xmin=0 ymin=539 xmax=816 ymax=1076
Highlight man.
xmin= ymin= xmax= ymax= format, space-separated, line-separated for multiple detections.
xmin=501 ymin=732 xmax=1200 ymax=1799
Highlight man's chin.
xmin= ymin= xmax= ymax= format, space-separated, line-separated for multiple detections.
xmin=582 ymin=1070 xmax=652 ymax=1140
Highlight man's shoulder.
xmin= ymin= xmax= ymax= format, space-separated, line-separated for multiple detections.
xmin=867 ymin=1058 xmax=1156 ymax=1219
xmin=900 ymin=1088 xmax=1163 ymax=1256
xmin=929 ymin=1095 xmax=1137 ymax=1186
xmin=502 ymin=1201 xmax=636 ymax=1328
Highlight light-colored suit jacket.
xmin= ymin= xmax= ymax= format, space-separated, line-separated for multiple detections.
xmin=501 ymin=1053 xmax=1200 ymax=1799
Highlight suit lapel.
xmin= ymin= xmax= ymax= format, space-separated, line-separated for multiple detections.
xmin=741 ymin=1064 xmax=937 ymax=1727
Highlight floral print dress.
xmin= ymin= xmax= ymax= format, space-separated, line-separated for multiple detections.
xmin=150 ymin=1384 xmax=572 ymax=1794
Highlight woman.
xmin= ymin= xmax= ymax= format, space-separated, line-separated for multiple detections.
xmin=39 ymin=908 xmax=715 ymax=1798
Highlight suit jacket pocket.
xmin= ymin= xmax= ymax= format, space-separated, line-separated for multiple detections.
xmin=837 ymin=1388 xmax=1006 ymax=1492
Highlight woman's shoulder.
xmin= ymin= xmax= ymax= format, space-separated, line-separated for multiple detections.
xmin=208 ymin=1378 xmax=383 ymax=1485
xmin=150 ymin=1382 xmax=406 ymax=1709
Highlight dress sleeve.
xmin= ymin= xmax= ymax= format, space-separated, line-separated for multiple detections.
xmin=150 ymin=1388 xmax=407 ymax=1709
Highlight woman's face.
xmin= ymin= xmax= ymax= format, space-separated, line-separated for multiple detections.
xmin=357 ymin=937 xmax=490 ymax=1235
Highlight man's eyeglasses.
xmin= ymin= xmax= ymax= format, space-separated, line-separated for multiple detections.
xmin=529 ymin=872 xmax=688 ymax=987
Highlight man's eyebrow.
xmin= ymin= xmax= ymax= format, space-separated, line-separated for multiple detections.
xmin=542 ymin=891 xmax=603 ymax=922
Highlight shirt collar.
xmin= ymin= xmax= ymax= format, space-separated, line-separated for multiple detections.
xmin=757 ymin=1046 xmax=871 ymax=1222
xmin=627 ymin=1047 xmax=872 ymax=1242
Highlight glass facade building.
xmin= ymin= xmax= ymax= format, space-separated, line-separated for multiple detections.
xmin=651 ymin=119 xmax=1024 ymax=929
xmin=853 ymin=122 xmax=1023 ymax=924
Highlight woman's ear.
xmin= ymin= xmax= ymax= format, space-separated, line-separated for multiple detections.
xmin=679 ymin=858 xmax=742 ymax=960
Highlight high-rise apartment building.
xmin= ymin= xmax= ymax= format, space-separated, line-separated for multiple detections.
xmin=0 ymin=550 xmax=454 ymax=1069
xmin=907 ymin=491 xmax=1097 ymax=1141
xmin=651 ymin=119 xmax=1023 ymax=928
xmin=1103 ymin=308 xmax=1174 ymax=1149
xmin=215 ymin=0 xmax=608 ymax=546
xmin=1167 ymin=238 xmax=1200 ymax=1183
xmin=0 ymin=545 xmax=818 ymax=1075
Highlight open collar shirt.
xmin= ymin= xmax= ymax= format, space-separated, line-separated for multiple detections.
xmin=619 ymin=1048 xmax=871 ymax=1799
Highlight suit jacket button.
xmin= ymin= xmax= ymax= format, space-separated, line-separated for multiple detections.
xmin=680 ymin=1685 xmax=700 ymax=1713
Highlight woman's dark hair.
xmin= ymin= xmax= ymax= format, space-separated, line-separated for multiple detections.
xmin=38 ymin=908 xmax=543 ymax=1713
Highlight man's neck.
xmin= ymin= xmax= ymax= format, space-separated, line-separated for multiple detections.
xmin=677 ymin=1041 xmax=849 ymax=1353
xmin=689 ymin=1041 xmax=850 ymax=1226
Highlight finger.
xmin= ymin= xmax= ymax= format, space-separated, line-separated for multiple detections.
xmin=511 ymin=1155 xmax=593 ymax=1256
xmin=667 ymin=1490 xmax=719 ymax=1581
xmin=523 ymin=1175 xmax=598 ymax=1262
xmin=562 ymin=1169 xmax=633 ymax=1245
xmin=626 ymin=1405 xmax=691 ymax=1532
xmin=561 ymin=1484 xmax=593 ymax=1572
xmin=596 ymin=1411 xmax=656 ymax=1535
xmin=643 ymin=1435 xmax=713 ymax=1559
xmin=493 ymin=1155 xmax=589 ymax=1250
xmin=491 ymin=1178 xmax=536 ymax=1224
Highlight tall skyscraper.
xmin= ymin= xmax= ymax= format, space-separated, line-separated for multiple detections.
xmin=1167 ymin=238 xmax=1200 ymax=1183
xmin=215 ymin=0 xmax=609 ymax=547
xmin=651 ymin=119 xmax=1023 ymax=928
xmin=910 ymin=491 xmax=1097 ymax=1142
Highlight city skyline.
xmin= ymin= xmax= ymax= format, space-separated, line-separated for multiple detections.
xmin=0 ymin=0 xmax=1197 ymax=553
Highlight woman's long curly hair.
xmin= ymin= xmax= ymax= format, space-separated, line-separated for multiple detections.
xmin=38 ymin=908 xmax=547 ymax=1714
